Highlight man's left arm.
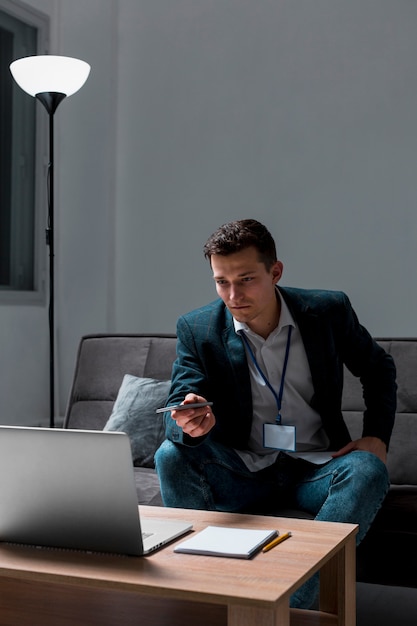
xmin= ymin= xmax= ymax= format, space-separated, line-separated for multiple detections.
xmin=337 ymin=294 xmax=397 ymax=462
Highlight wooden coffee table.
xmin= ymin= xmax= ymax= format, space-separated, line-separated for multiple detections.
xmin=0 ymin=506 xmax=357 ymax=626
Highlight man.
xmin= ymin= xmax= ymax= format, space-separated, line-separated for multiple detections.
xmin=155 ymin=218 xmax=396 ymax=608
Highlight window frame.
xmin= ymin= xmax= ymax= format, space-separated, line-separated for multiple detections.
xmin=0 ymin=0 xmax=49 ymax=305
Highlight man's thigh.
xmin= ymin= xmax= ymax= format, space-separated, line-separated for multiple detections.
xmin=195 ymin=445 xmax=311 ymax=513
xmin=156 ymin=439 xmax=305 ymax=512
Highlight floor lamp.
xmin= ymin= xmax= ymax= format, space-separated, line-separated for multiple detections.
xmin=10 ymin=55 xmax=90 ymax=428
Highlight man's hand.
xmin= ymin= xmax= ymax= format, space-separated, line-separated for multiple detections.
xmin=332 ymin=436 xmax=387 ymax=464
xmin=170 ymin=394 xmax=215 ymax=438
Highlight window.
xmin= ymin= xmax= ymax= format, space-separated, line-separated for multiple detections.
xmin=0 ymin=1 xmax=48 ymax=301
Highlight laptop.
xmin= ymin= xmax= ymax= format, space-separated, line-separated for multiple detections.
xmin=0 ymin=425 xmax=192 ymax=556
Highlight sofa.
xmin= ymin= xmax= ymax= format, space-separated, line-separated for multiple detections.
xmin=64 ymin=334 xmax=417 ymax=588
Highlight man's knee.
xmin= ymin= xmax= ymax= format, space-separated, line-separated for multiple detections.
xmin=154 ymin=439 xmax=181 ymax=475
xmin=349 ymin=451 xmax=389 ymax=491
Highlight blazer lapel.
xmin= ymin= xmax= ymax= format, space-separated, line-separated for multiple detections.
xmin=280 ymin=287 xmax=329 ymax=397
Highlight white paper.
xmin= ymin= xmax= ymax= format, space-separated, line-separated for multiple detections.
xmin=174 ymin=525 xmax=278 ymax=559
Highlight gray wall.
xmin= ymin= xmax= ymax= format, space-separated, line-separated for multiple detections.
xmin=1 ymin=0 xmax=416 ymax=425
xmin=115 ymin=0 xmax=417 ymax=336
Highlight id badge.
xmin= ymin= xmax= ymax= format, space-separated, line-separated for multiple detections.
xmin=263 ymin=423 xmax=296 ymax=451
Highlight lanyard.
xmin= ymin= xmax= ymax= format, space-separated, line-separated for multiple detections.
xmin=239 ymin=326 xmax=292 ymax=424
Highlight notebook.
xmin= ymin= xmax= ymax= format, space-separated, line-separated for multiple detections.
xmin=174 ymin=525 xmax=278 ymax=559
xmin=0 ymin=425 xmax=192 ymax=556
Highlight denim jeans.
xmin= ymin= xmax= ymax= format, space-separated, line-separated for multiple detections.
xmin=155 ymin=438 xmax=389 ymax=609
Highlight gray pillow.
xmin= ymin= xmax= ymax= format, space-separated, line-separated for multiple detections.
xmin=104 ymin=375 xmax=170 ymax=468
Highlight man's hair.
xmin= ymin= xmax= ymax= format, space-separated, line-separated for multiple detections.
xmin=203 ymin=219 xmax=277 ymax=270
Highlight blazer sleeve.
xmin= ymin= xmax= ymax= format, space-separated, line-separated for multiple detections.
xmin=162 ymin=315 xmax=211 ymax=447
xmin=162 ymin=306 xmax=253 ymax=449
xmin=339 ymin=294 xmax=397 ymax=447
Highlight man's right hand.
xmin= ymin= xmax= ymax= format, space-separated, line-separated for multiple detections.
xmin=171 ymin=394 xmax=215 ymax=438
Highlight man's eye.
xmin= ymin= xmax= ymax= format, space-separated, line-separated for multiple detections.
xmin=242 ymin=277 xmax=253 ymax=282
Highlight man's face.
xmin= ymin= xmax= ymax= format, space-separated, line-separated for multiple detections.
xmin=211 ymin=246 xmax=283 ymax=334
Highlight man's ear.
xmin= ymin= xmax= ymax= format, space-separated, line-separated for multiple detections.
xmin=272 ymin=260 xmax=284 ymax=284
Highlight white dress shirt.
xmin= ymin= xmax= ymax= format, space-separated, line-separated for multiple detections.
xmin=234 ymin=289 xmax=331 ymax=471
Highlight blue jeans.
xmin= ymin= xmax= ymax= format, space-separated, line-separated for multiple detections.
xmin=155 ymin=438 xmax=389 ymax=608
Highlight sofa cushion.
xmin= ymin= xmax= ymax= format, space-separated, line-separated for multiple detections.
xmin=104 ymin=375 xmax=170 ymax=468
xmin=134 ymin=467 xmax=163 ymax=506
xmin=64 ymin=334 xmax=177 ymax=431
xmin=342 ymin=339 xmax=417 ymax=485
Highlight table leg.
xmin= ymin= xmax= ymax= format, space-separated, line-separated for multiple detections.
xmin=319 ymin=534 xmax=356 ymax=625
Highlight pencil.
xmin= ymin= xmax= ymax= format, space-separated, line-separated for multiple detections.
xmin=262 ymin=531 xmax=292 ymax=553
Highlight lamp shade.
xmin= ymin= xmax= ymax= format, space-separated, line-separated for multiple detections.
xmin=10 ymin=55 xmax=90 ymax=97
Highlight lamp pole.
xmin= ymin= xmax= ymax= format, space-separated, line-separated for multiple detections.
xmin=36 ymin=92 xmax=66 ymax=428
xmin=9 ymin=55 xmax=90 ymax=428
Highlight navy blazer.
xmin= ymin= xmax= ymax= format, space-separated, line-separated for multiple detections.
xmin=164 ymin=287 xmax=397 ymax=452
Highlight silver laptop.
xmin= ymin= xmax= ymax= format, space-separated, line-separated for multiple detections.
xmin=0 ymin=426 xmax=192 ymax=556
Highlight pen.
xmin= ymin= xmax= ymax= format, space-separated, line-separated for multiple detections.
xmin=262 ymin=531 xmax=292 ymax=553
